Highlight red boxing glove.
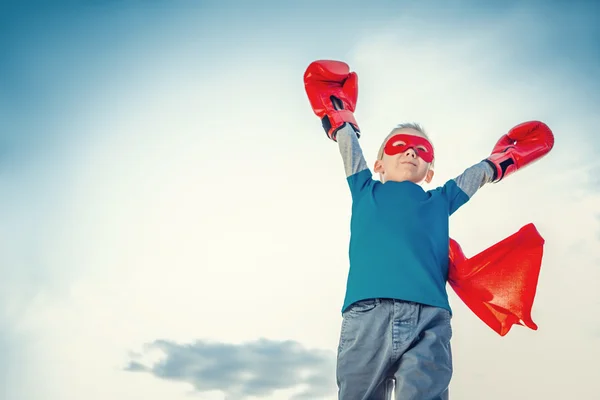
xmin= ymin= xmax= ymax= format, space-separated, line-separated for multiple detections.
xmin=303 ymin=60 xmax=360 ymax=141
xmin=485 ymin=121 xmax=555 ymax=182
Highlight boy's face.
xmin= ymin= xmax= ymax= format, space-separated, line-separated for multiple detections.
xmin=374 ymin=128 xmax=435 ymax=184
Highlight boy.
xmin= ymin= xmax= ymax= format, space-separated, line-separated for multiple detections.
xmin=303 ymin=60 xmax=554 ymax=400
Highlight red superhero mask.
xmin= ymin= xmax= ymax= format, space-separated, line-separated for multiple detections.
xmin=384 ymin=134 xmax=435 ymax=163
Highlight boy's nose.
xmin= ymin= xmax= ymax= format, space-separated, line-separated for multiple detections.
xmin=404 ymin=148 xmax=417 ymax=157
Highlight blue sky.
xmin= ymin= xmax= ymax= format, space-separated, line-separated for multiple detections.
xmin=1 ymin=1 xmax=599 ymax=399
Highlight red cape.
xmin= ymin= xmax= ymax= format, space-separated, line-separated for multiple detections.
xmin=448 ymin=223 xmax=544 ymax=336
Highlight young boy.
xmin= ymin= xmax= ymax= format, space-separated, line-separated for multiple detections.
xmin=303 ymin=60 xmax=553 ymax=400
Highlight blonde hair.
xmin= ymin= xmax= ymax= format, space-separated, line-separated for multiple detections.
xmin=377 ymin=122 xmax=435 ymax=167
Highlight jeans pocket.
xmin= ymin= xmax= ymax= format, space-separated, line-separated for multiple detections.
xmin=347 ymin=299 xmax=380 ymax=315
xmin=338 ymin=299 xmax=381 ymax=354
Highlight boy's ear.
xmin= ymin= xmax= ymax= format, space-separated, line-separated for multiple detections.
xmin=374 ymin=159 xmax=384 ymax=173
xmin=424 ymin=168 xmax=434 ymax=183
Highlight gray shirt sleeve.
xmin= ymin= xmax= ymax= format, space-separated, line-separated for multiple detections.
xmin=336 ymin=124 xmax=369 ymax=178
xmin=453 ymin=161 xmax=495 ymax=198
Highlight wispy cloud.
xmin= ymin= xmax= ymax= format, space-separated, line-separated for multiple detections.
xmin=125 ymin=338 xmax=336 ymax=399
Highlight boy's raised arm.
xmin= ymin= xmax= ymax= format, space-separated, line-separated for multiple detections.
xmin=304 ymin=60 xmax=371 ymax=190
xmin=448 ymin=121 xmax=555 ymax=214
xmin=452 ymin=161 xmax=495 ymax=199
xmin=445 ymin=161 xmax=495 ymax=215
xmin=455 ymin=120 xmax=555 ymax=194
xmin=337 ymin=125 xmax=369 ymax=178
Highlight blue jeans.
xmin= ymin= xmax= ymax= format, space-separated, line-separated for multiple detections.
xmin=336 ymin=299 xmax=453 ymax=400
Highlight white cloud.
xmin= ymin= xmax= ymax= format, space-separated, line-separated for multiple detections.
xmin=125 ymin=338 xmax=336 ymax=399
